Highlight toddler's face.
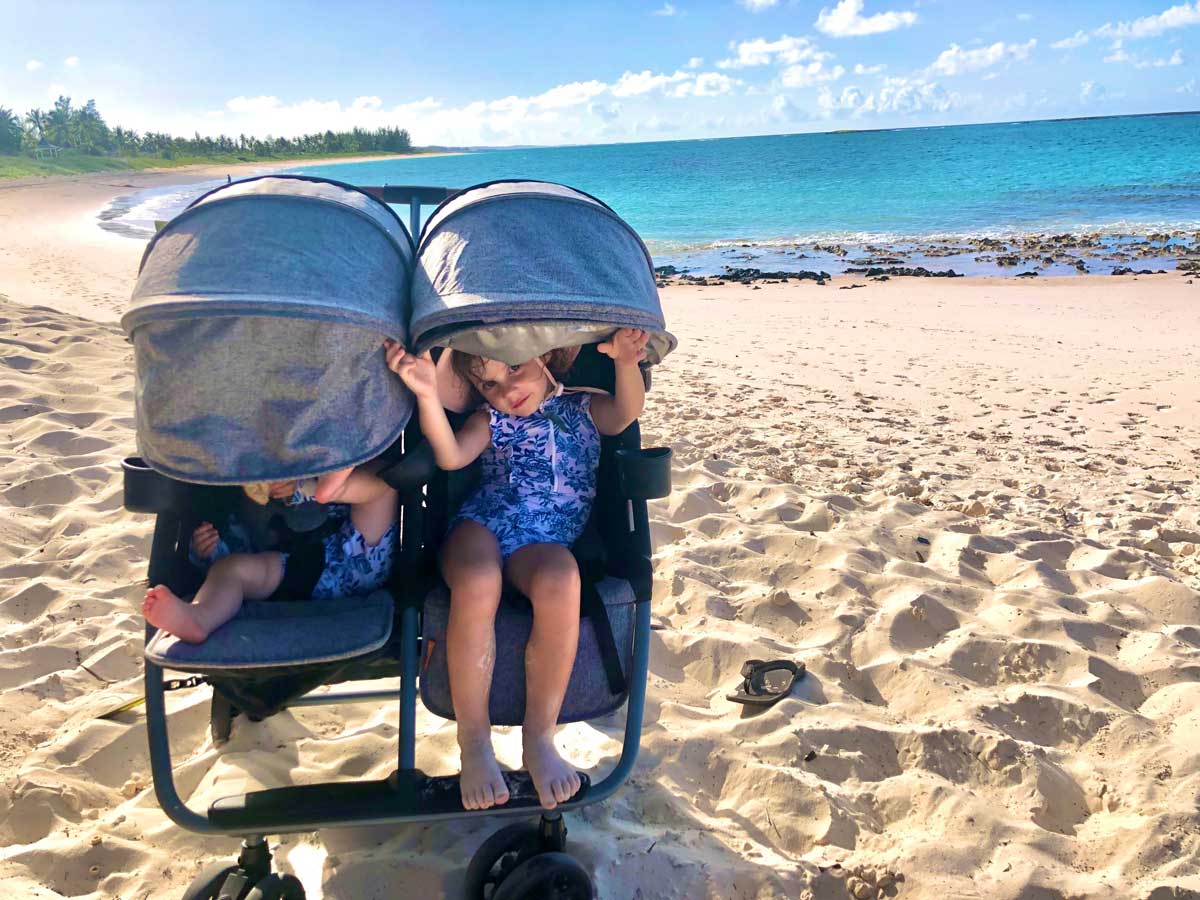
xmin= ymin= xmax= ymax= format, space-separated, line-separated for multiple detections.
xmin=470 ymin=358 xmax=551 ymax=416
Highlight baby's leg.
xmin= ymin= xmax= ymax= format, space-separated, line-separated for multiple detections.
xmin=319 ymin=468 xmax=398 ymax=546
xmin=505 ymin=544 xmax=582 ymax=810
xmin=142 ymin=552 xmax=284 ymax=644
xmin=441 ymin=521 xmax=508 ymax=810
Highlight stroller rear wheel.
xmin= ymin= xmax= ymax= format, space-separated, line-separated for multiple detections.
xmin=492 ymin=852 xmax=594 ymax=900
xmin=244 ymin=873 xmax=306 ymax=900
xmin=463 ymin=823 xmax=541 ymax=898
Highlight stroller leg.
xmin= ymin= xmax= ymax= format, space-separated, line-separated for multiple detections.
xmin=210 ymin=691 xmax=237 ymax=747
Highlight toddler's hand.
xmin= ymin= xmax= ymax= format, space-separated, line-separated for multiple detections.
xmin=597 ymin=328 xmax=649 ymax=365
xmin=190 ymin=522 xmax=220 ymax=561
xmin=385 ymin=340 xmax=439 ymax=400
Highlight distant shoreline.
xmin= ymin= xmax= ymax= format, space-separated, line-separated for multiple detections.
xmin=0 ymin=149 xmax=461 ymax=188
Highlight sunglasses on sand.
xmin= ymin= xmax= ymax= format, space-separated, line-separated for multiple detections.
xmin=726 ymin=659 xmax=805 ymax=707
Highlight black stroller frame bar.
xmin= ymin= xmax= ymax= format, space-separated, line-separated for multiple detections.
xmin=138 ymin=185 xmax=658 ymax=837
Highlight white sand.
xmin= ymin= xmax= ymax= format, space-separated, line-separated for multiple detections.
xmin=1 ymin=174 xmax=1199 ymax=899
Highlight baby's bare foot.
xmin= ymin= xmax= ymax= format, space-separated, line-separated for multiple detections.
xmin=142 ymin=585 xmax=209 ymax=644
xmin=459 ymin=737 xmax=510 ymax=810
xmin=523 ymin=732 xmax=581 ymax=810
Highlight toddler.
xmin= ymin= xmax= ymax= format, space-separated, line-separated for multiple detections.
xmin=386 ymin=329 xmax=649 ymax=811
xmin=142 ymin=466 xmax=397 ymax=644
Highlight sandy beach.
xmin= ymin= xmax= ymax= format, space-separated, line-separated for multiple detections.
xmin=1 ymin=173 xmax=1199 ymax=899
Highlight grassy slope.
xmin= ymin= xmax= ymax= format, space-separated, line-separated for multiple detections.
xmin=0 ymin=149 xmax=430 ymax=180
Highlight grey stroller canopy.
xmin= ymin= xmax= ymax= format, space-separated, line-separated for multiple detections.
xmin=122 ymin=175 xmax=415 ymax=485
xmin=411 ymin=180 xmax=676 ymax=366
xmin=124 ymin=176 xmax=674 ymax=486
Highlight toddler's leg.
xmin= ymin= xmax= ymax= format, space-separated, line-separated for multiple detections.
xmin=142 ymin=552 xmax=285 ymax=644
xmin=506 ymin=544 xmax=582 ymax=810
xmin=318 ymin=468 xmax=398 ymax=547
xmin=441 ymin=521 xmax=508 ymax=810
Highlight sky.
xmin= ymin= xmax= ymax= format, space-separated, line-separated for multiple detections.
xmin=0 ymin=0 xmax=1197 ymax=146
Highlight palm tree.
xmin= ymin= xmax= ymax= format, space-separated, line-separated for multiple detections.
xmin=0 ymin=107 xmax=21 ymax=154
xmin=24 ymin=108 xmax=46 ymax=142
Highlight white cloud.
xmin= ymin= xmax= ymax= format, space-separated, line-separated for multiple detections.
xmin=529 ymin=80 xmax=608 ymax=109
xmin=611 ymin=69 xmax=690 ymax=97
xmin=652 ymin=3 xmax=677 ymax=15
xmin=740 ymin=0 xmax=779 ymax=10
xmin=1051 ymin=30 xmax=1089 ymax=49
xmin=64 ymin=56 xmax=80 ymax=67
xmin=1016 ymin=13 xmax=1033 ymax=21
xmin=718 ymin=35 xmax=829 ymax=68
xmin=674 ymin=72 xmax=737 ymax=96
xmin=227 ymin=95 xmax=283 ymax=113
xmin=686 ymin=56 xmax=704 ymax=68
xmin=781 ymin=61 xmax=846 ymax=87
xmin=1105 ymin=46 xmax=1184 ymax=67
xmin=815 ymin=0 xmax=918 ymax=37
xmin=853 ymin=62 xmax=886 ymax=74
xmin=25 ymin=59 xmax=43 ymax=71
xmin=927 ymin=39 xmax=1036 ymax=76
xmin=1079 ymin=80 xmax=1106 ymax=104
xmin=817 ymin=76 xmax=956 ymax=116
xmin=1096 ymin=1 xmax=1200 ymax=40
xmin=1179 ymin=78 xmax=1197 ymax=93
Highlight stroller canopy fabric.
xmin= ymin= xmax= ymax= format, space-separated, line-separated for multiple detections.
xmin=122 ymin=175 xmax=414 ymax=485
xmin=411 ymin=180 xmax=676 ymax=366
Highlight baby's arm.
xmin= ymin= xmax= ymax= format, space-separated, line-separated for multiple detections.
xmin=312 ymin=467 xmax=393 ymax=506
xmin=385 ymin=341 xmax=492 ymax=470
xmin=590 ymin=328 xmax=650 ymax=436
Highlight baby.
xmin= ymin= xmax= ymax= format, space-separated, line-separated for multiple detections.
xmin=142 ymin=466 xmax=397 ymax=643
xmin=387 ymin=329 xmax=649 ymax=810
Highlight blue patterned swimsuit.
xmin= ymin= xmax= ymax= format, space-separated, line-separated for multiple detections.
xmin=454 ymin=392 xmax=601 ymax=559
xmin=191 ymin=490 xmax=396 ymax=601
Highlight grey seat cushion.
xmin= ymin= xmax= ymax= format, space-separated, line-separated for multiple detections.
xmin=420 ymin=577 xmax=635 ymax=725
xmin=144 ymin=591 xmax=393 ymax=673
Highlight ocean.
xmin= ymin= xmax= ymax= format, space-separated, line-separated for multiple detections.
xmin=102 ymin=112 xmax=1200 ymax=277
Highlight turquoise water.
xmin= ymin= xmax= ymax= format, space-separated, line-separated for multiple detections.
xmin=103 ymin=113 xmax=1200 ymax=275
xmin=290 ymin=113 xmax=1200 ymax=249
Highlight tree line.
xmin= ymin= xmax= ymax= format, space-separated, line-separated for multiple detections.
xmin=0 ymin=95 xmax=412 ymax=159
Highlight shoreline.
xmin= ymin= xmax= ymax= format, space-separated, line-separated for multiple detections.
xmin=0 ymin=150 xmax=460 ymax=190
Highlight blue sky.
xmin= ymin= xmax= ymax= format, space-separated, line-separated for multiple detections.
xmin=1 ymin=1 xmax=1196 ymax=146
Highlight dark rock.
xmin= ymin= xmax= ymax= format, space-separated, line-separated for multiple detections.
xmin=844 ymin=266 xmax=963 ymax=278
xmin=1016 ymin=270 xmax=1039 ymax=278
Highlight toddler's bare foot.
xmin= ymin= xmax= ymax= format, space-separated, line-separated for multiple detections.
xmin=523 ymin=732 xmax=581 ymax=810
xmin=142 ymin=585 xmax=209 ymax=644
xmin=459 ymin=736 xmax=510 ymax=810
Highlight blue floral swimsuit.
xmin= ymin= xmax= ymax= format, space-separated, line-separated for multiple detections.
xmin=190 ymin=487 xmax=396 ymax=601
xmin=453 ymin=392 xmax=601 ymax=559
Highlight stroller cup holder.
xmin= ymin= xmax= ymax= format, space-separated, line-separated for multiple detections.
xmin=122 ymin=456 xmax=189 ymax=514
xmin=615 ymin=446 xmax=672 ymax=499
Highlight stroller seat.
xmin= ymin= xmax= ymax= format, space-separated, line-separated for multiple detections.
xmin=144 ymin=591 xmax=394 ymax=673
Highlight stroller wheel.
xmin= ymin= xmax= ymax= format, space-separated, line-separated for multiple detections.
xmin=491 ymin=852 xmax=594 ymax=900
xmin=180 ymin=862 xmax=239 ymax=900
xmin=244 ymin=873 xmax=306 ymax=900
xmin=463 ymin=822 xmax=541 ymax=898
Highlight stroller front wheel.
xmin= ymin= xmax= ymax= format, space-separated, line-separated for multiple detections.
xmin=180 ymin=862 xmax=240 ymax=900
xmin=244 ymin=873 xmax=306 ymax=900
xmin=492 ymin=852 xmax=594 ymax=900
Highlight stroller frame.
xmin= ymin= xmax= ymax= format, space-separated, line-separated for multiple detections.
xmin=131 ymin=186 xmax=664 ymax=895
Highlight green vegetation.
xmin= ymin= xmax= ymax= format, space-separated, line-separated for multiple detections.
xmin=0 ymin=95 xmax=417 ymax=179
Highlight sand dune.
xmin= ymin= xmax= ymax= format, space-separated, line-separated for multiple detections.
xmin=2 ymin=174 xmax=1200 ymax=898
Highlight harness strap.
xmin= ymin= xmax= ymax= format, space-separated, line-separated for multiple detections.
xmin=578 ymin=564 xmax=628 ymax=697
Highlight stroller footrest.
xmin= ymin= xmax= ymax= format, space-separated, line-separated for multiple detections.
xmin=208 ymin=770 xmax=590 ymax=830
xmin=145 ymin=592 xmax=394 ymax=673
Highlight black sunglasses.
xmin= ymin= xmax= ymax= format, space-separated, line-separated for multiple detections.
xmin=727 ymin=659 xmax=805 ymax=707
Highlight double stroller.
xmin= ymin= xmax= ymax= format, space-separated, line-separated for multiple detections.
xmin=120 ymin=175 xmax=675 ymax=899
